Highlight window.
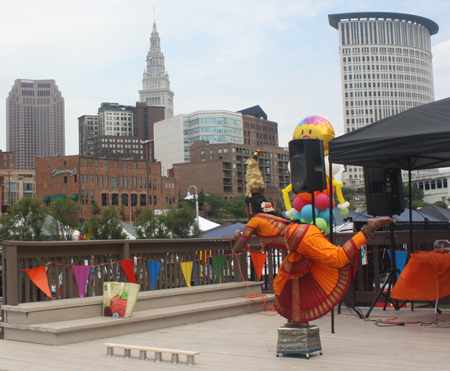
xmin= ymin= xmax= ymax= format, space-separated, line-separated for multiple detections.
xmin=131 ymin=194 xmax=137 ymax=206
xmin=121 ymin=193 xmax=128 ymax=206
xmin=154 ymin=195 xmax=157 ymax=205
xmin=106 ymin=176 xmax=109 ymax=187
xmin=140 ymin=194 xmax=146 ymax=206
xmin=111 ymin=177 xmax=118 ymax=188
xmin=64 ymin=176 xmax=67 ymax=184
xmin=111 ymin=193 xmax=119 ymax=206
xmin=105 ymin=160 xmax=108 ymax=172
xmin=153 ymin=180 xmax=157 ymax=189
xmin=100 ymin=176 xmax=103 ymax=187
xmin=101 ymin=193 xmax=108 ymax=206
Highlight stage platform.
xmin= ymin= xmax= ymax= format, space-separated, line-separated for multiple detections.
xmin=0 ymin=306 xmax=449 ymax=370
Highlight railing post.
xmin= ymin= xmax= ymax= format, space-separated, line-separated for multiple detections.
xmin=4 ymin=244 xmax=19 ymax=306
xmin=119 ymin=242 xmax=130 ymax=282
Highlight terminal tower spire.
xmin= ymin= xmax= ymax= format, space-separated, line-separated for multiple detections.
xmin=139 ymin=19 xmax=174 ymax=118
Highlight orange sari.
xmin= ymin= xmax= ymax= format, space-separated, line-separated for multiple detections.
xmin=241 ymin=214 xmax=366 ymax=322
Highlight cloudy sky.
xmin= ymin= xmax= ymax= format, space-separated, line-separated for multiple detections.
xmin=1 ymin=0 xmax=450 ymax=156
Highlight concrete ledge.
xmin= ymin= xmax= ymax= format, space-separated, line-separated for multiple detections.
xmin=2 ymin=281 xmax=263 ymax=325
xmin=1 ymin=282 xmax=273 ymax=345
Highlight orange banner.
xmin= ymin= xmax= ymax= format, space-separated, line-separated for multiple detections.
xmin=26 ymin=265 xmax=52 ymax=298
xmin=250 ymin=252 xmax=266 ymax=281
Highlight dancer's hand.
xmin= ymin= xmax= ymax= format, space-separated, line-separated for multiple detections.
xmin=367 ymin=218 xmax=395 ymax=232
xmin=234 ymin=230 xmax=241 ymax=243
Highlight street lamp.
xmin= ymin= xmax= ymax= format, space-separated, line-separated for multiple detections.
xmin=184 ymin=185 xmax=199 ymax=230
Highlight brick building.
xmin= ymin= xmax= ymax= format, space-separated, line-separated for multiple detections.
xmin=36 ymin=155 xmax=177 ymax=221
xmin=238 ymin=106 xmax=279 ymax=147
xmin=173 ymin=141 xmax=290 ymax=203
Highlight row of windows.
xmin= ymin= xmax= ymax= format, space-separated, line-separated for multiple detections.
xmin=80 ymin=174 xmax=156 ymax=189
xmin=183 ymin=117 xmax=241 ymax=127
xmin=414 ymin=179 xmax=448 ymax=190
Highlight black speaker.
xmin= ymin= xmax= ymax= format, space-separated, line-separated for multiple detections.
xmin=364 ymin=167 xmax=405 ymax=216
xmin=289 ymin=139 xmax=326 ymax=194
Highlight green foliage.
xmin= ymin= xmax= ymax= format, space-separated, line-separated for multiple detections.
xmin=226 ymin=194 xmax=246 ymax=221
xmin=0 ymin=197 xmax=48 ymax=241
xmin=47 ymin=196 xmax=81 ymax=241
xmin=133 ymin=207 xmax=169 ymax=239
xmin=204 ymin=193 xmax=226 ymax=217
xmin=164 ymin=206 xmax=201 ymax=238
xmin=433 ymin=201 xmax=448 ymax=209
xmin=91 ymin=200 xmax=102 ymax=216
xmin=341 ymin=187 xmax=356 ymax=201
xmin=403 ymin=184 xmax=424 ymax=202
xmin=411 ymin=200 xmax=429 ymax=210
xmin=83 ymin=206 xmax=127 ymax=240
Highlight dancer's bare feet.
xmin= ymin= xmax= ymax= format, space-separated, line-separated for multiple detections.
xmin=284 ymin=321 xmax=309 ymax=327
xmin=367 ymin=217 xmax=395 ymax=232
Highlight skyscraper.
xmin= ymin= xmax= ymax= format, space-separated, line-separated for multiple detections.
xmin=329 ymin=12 xmax=438 ymax=186
xmin=6 ymin=79 xmax=65 ymax=169
xmin=139 ymin=21 xmax=174 ymax=118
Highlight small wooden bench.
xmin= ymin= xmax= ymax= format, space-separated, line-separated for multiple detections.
xmin=102 ymin=343 xmax=200 ymax=365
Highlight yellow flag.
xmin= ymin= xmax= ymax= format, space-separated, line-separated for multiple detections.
xmin=180 ymin=262 xmax=193 ymax=287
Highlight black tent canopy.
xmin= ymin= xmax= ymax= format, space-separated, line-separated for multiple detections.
xmin=328 ymin=97 xmax=450 ymax=170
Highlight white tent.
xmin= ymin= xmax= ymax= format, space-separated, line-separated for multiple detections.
xmin=197 ymin=216 xmax=220 ymax=232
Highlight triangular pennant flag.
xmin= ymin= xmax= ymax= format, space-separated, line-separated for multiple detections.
xmin=148 ymin=260 xmax=162 ymax=290
xmin=73 ymin=265 xmax=91 ymax=298
xmin=250 ymin=252 xmax=266 ymax=281
xmin=26 ymin=265 xmax=52 ymax=298
xmin=120 ymin=259 xmax=136 ymax=283
xmin=180 ymin=261 xmax=193 ymax=287
xmin=211 ymin=256 xmax=227 ymax=281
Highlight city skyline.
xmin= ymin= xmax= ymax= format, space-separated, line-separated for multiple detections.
xmin=1 ymin=0 xmax=450 ymax=157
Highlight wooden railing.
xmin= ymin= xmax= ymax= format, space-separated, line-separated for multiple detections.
xmin=2 ymin=229 xmax=450 ymax=307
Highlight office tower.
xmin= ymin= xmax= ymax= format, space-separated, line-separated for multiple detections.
xmin=154 ymin=110 xmax=243 ymax=173
xmin=139 ymin=21 xmax=174 ymax=118
xmin=6 ymin=79 xmax=65 ymax=169
xmin=328 ymin=12 xmax=438 ymax=186
xmin=78 ymin=115 xmax=99 ymax=157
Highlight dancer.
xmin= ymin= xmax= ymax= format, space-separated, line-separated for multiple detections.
xmin=235 ymin=150 xmax=395 ymax=326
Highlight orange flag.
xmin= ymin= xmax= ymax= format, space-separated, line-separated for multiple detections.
xmin=250 ymin=252 xmax=266 ymax=281
xmin=26 ymin=265 xmax=52 ymax=298
xmin=119 ymin=259 xmax=136 ymax=283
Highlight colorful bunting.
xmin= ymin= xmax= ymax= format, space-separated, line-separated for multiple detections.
xmin=148 ymin=261 xmax=162 ymax=290
xmin=180 ymin=261 xmax=193 ymax=287
xmin=120 ymin=259 xmax=136 ymax=283
xmin=26 ymin=266 xmax=52 ymax=298
xmin=250 ymin=252 xmax=267 ymax=281
xmin=73 ymin=265 xmax=91 ymax=298
xmin=211 ymin=256 xmax=227 ymax=281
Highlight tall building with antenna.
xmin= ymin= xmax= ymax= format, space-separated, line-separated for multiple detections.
xmin=329 ymin=12 xmax=438 ymax=186
xmin=139 ymin=18 xmax=174 ymax=118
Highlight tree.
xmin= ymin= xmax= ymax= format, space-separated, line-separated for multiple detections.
xmin=83 ymin=206 xmax=127 ymax=240
xmin=133 ymin=207 xmax=169 ymax=239
xmin=163 ymin=206 xmax=201 ymax=238
xmin=0 ymin=197 xmax=48 ymax=241
xmin=91 ymin=200 xmax=102 ymax=216
xmin=412 ymin=200 xmax=429 ymax=210
xmin=403 ymin=184 xmax=424 ymax=202
xmin=433 ymin=201 xmax=448 ymax=209
xmin=341 ymin=187 xmax=356 ymax=202
xmin=227 ymin=194 xmax=246 ymax=221
xmin=205 ymin=193 xmax=225 ymax=217
xmin=47 ymin=196 xmax=81 ymax=241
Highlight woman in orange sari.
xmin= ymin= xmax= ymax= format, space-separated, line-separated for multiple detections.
xmin=234 ymin=199 xmax=394 ymax=327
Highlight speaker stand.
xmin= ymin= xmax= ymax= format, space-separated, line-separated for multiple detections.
xmin=365 ymin=222 xmax=403 ymax=318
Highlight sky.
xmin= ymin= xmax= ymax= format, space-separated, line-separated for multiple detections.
xmin=1 ymin=0 xmax=450 ymax=156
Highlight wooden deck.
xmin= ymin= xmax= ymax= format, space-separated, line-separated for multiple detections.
xmin=0 ymin=306 xmax=449 ymax=370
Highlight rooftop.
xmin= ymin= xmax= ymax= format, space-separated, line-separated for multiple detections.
xmin=328 ymin=12 xmax=439 ymax=35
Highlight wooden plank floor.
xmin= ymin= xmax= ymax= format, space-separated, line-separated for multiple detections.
xmin=0 ymin=306 xmax=449 ymax=370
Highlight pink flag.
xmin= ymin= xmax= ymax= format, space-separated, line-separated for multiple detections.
xmin=73 ymin=265 xmax=91 ymax=298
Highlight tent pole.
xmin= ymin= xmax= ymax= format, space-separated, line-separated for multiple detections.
xmin=408 ymin=166 xmax=413 ymax=253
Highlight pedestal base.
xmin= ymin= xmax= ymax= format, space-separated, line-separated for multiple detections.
xmin=276 ymin=325 xmax=322 ymax=359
